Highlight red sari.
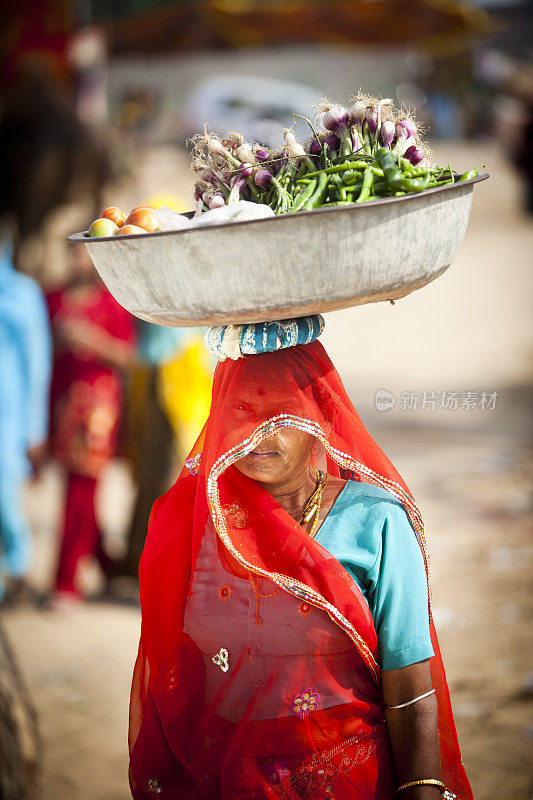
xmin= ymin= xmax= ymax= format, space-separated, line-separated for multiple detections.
xmin=47 ymin=285 xmax=135 ymax=594
xmin=129 ymin=341 xmax=472 ymax=800
xmin=47 ymin=285 xmax=135 ymax=478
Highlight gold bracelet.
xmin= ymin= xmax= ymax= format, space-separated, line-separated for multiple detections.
xmin=396 ymin=779 xmax=445 ymax=793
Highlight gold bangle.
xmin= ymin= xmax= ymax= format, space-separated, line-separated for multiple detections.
xmin=396 ymin=779 xmax=445 ymax=793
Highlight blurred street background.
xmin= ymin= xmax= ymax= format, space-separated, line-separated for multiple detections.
xmin=1 ymin=1 xmax=532 ymax=799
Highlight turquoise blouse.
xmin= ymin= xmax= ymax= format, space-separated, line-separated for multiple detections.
xmin=315 ymin=480 xmax=434 ymax=671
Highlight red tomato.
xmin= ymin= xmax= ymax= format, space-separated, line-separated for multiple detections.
xmin=101 ymin=206 xmax=127 ymax=227
xmin=125 ymin=207 xmax=159 ymax=232
xmin=116 ymin=224 xmax=147 ymax=236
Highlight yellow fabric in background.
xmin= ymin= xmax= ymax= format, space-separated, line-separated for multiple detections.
xmin=145 ymin=192 xmax=189 ymax=213
xmin=157 ymin=338 xmax=213 ymax=459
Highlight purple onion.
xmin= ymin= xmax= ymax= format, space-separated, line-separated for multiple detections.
xmin=309 ymin=139 xmax=322 ymax=156
xmin=228 ymin=176 xmax=246 ymax=203
xmin=365 ymin=107 xmax=378 ymax=135
xmin=271 ymin=155 xmax=287 ymax=175
xmin=403 ymin=144 xmax=425 ymax=165
xmin=238 ymin=162 xmax=253 ymax=179
xmin=235 ymin=145 xmax=253 ymax=163
xmin=351 ymin=103 xmax=366 ymax=127
xmin=285 ymin=140 xmax=306 ymax=160
xmin=379 ymin=120 xmax=395 ymax=148
xmin=207 ymin=137 xmax=227 ymax=156
xmin=324 ymin=133 xmax=340 ymax=151
xmin=254 ymin=169 xmax=273 ymax=188
xmin=208 ymin=193 xmax=225 ymax=209
xmin=322 ymin=105 xmax=349 ymax=132
xmin=395 ymin=119 xmax=417 ymax=139
xmin=193 ymin=186 xmax=202 ymax=201
xmin=255 ymin=149 xmax=270 ymax=162
xmin=351 ymin=128 xmax=361 ymax=151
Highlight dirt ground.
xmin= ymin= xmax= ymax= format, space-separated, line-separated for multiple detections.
xmin=3 ymin=140 xmax=533 ymax=799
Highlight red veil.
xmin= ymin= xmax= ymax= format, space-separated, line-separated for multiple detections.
xmin=129 ymin=341 xmax=472 ymax=800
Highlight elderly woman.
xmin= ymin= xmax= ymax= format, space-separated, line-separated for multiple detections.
xmin=129 ymin=318 xmax=471 ymax=800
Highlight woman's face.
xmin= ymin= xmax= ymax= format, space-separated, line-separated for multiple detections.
xmin=224 ymin=378 xmax=315 ymax=486
xmin=234 ymin=427 xmax=315 ymax=486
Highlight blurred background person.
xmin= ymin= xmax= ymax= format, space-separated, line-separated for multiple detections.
xmin=0 ymin=229 xmax=51 ymax=607
xmin=120 ymin=321 xmax=213 ymax=580
xmin=45 ymin=243 xmax=135 ymax=604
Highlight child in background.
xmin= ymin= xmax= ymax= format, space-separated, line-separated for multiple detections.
xmin=46 ymin=244 xmax=135 ymax=603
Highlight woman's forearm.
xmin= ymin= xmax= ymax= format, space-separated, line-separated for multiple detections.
xmin=90 ymin=330 xmax=135 ymax=369
xmin=385 ymin=694 xmax=441 ymax=798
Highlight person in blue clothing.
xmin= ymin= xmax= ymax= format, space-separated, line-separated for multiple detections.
xmin=0 ymin=232 xmax=52 ymax=605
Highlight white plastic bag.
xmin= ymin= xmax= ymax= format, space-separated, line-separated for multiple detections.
xmin=190 ymin=201 xmax=275 ymax=229
xmin=153 ymin=206 xmax=191 ymax=231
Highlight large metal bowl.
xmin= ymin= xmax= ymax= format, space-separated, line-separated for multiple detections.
xmin=68 ymin=173 xmax=488 ymax=327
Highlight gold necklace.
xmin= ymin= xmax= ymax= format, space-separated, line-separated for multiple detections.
xmin=248 ymin=470 xmax=329 ymax=624
xmin=297 ymin=469 xmax=329 ymax=538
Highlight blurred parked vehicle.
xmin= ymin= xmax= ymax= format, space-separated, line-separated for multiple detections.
xmin=183 ymin=74 xmax=320 ymax=146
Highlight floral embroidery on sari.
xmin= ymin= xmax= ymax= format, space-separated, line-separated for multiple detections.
xmin=259 ymin=734 xmax=376 ymax=798
xmin=212 ymin=647 xmax=230 ymax=672
xmin=221 ymin=502 xmax=248 ymax=529
xmin=291 ymin=688 xmax=319 ymax=719
xmin=185 ymin=452 xmax=202 ymax=475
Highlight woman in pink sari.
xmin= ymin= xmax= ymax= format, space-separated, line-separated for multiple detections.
xmin=47 ymin=244 xmax=136 ymax=600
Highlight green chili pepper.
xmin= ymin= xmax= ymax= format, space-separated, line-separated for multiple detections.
xmin=342 ymin=170 xmax=363 ymax=185
xmin=403 ymin=166 xmax=432 ymax=178
xmin=346 ymin=185 xmax=363 ymax=198
xmin=425 ymin=177 xmax=454 ymax=189
xmin=356 ymin=167 xmax=374 ymax=203
xmin=458 ymin=164 xmax=484 ymax=182
xmin=305 ymin=163 xmax=347 ymax=178
xmin=303 ymin=172 xmax=329 ymax=210
xmin=375 ymin=147 xmax=403 ymax=189
xmin=290 ymin=178 xmax=318 ymax=212
xmin=345 ymin=158 xmax=370 ymax=169
xmin=329 ymin=173 xmax=347 ymax=201
xmin=398 ymin=157 xmax=415 ymax=173
xmin=399 ymin=176 xmax=430 ymax=193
